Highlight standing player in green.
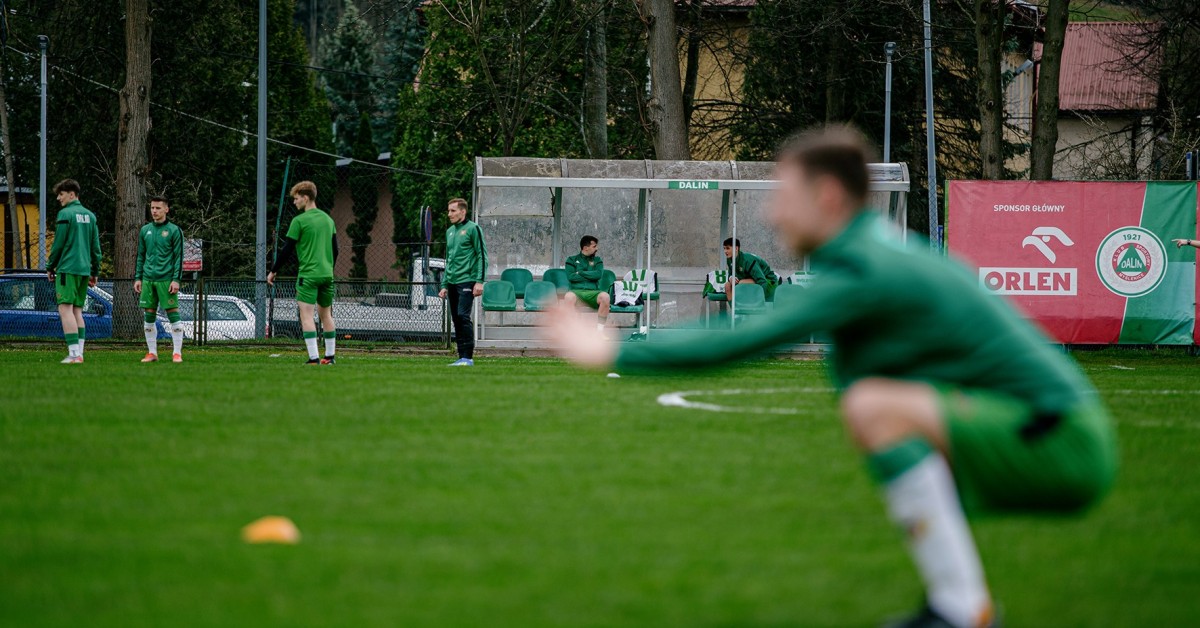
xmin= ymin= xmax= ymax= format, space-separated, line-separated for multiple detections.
xmin=543 ymin=126 xmax=1116 ymax=628
xmin=438 ymin=197 xmax=487 ymax=367
xmin=267 ymin=181 xmax=339 ymax=365
xmin=135 ymin=195 xmax=185 ymax=363
xmin=46 ymin=179 xmax=101 ymax=364
xmin=563 ymin=235 xmax=611 ymax=330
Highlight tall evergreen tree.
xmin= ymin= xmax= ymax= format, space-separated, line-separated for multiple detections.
xmin=346 ymin=113 xmax=380 ymax=278
xmin=322 ymin=2 xmax=375 ymax=156
xmin=372 ymin=1 xmax=425 ymax=153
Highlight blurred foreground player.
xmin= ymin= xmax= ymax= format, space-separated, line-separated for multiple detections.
xmin=542 ymin=125 xmax=1117 ymax=628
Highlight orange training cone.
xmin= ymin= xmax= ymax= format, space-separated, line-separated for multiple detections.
xmin=241 ymin=516 xmax=301 ymax=544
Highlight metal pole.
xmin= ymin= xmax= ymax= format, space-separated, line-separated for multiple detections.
xmin=37 ymin=35 xmax=47 ymax=269
xmin=884 ymin=42 xmax=896 ymax=163
xmin=254 ymin=0 xmax=267 ymax=338
xmin=922 ymin=0 xmax=939 ymax=252
xmin=730 ymin=190 xmax=737 ymax=330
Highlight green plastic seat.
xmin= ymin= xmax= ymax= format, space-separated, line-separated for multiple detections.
xmin=773 ymin=283 xmax=806 ymax=311
xmin=522 ymin=280 xmax=558 ymax=312
xmin=598 ymin=269 xmax=617 ymax=293
xmin=732 ymin=283 xmax=768 ymax=315
xmin=500 ymin=268 xmax=534 ymax=299
xmin=542 ymin=269 xmax=572 ymax=295
xmin=481 ymin=281 xmax=517 ymax=312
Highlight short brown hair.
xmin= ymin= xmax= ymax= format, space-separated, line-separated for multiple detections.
xmin=290 ymin=180 xmax=317 ymax=200
xmin=448 ymin=198 xmax=468 ymax=211
xmin=149 ymin=195 xmax=169 ymax=206
xmin=53 ymin=179 xmax=81 ymax=195
xmin=776 ymin=125 xmax=873 ymax=205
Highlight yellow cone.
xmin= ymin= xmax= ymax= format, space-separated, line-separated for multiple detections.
xmin=241 ymin=516 xmax=301 ymax=544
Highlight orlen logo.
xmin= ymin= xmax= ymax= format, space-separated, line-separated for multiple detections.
xmin=979 ymin=227 xmax=1077 ymax=296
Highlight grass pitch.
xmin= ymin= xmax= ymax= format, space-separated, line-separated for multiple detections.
xmin=1 ymin=348 xmax=1198 ymax=626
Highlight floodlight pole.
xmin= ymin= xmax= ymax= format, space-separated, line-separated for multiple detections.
xmin=37 ymin=35 xmax=47 ymax=269
xmin=884 ymin=42 xmax=896 ymax=163
xmin=922 ymin=0 xmax=939 ymax=251
xmin=254 ymin=0 xmax=267 ymax=338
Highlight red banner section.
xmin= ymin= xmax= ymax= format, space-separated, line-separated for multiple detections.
xmin=947 ymin=181 xmax=1199 ymax=345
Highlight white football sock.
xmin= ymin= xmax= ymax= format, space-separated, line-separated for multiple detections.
xmin=304 ymin=336 xmax=319 ymax=360
xmin=78 ymin=336 xmax=85 ymax=354
xmin=68 ymin=342 xmax=81 ymax=358
xmin=144 ymin=323 xmax=158 ymax=355
xmin=885 ymin=453 xmax=992 ymax=628
xmin=171 ymin=323 xmax=184 ymax=355
xmin=323 ymin=334 xmax=335 ymax=357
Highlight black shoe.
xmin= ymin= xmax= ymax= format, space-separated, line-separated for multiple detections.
xmin=320 ymin=355 xmax=335 ymax=365
xmin=305 ymin=358 xmax=320 ymax=365
xmin=882 ymin=603 xmax=998 ymax=628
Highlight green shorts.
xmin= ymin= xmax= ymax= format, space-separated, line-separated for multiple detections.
xmin=571 ymin=289 xmax=604 ymax=309
xmin=940 ymin=387 xmax=1117 ymax=513
xmin=297 ymin=276 xmax=335 ymax=307
xmin=55 ymin=273 xmax=89 ymax=307
xmin=139 ymin=280 xmax=179 ymax=310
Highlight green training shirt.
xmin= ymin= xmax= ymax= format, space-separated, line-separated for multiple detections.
xmin=46 ymin=199 xmax=102 ymax=277
xmin=285 ymin=208 xmax=336 ymax=278
xmin=135 ymin=219 xmax=184 ymax=282
xmin=566 ymin=253 xmax=604 ymax=290
xmin=727 ymin=250 xmax=777 ymax=285
xmin=617 ymin=211 xmax=1095 ymax=414
xmin=442 ymin=219 xmax=487 ymax=288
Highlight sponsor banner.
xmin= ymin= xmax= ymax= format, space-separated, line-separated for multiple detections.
xmin=183 ymin=239 xmax=203 ymax=272
xmin=947 ymin=181 xmax=1198 ymax=345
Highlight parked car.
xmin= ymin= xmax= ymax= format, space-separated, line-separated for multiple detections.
xmin=0 ymin=273 xmax=169 ymax=339
xmin=175 ymin=294 xmax=257 ymax=340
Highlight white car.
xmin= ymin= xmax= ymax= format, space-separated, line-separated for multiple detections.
xmin=176 ymin=294 xmax=257 ymax=340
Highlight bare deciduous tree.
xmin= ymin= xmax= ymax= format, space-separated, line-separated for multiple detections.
xmin=113 ymin=0 xmax=152 ymax=337
xmin=1032 ymin=0 xmax=1070 ymax=180
xmin=638 ymin=0 xmax=689 ymax=160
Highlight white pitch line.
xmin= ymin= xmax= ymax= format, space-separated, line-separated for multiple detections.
xmin=656 ymin=387 xmax=835 ymax=415
xmin=1107 ymin=390 xmax=1200 ymax=395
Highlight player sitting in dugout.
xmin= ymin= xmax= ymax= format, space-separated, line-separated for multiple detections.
xmin=724 ymin=238 xmax=781 ymax=301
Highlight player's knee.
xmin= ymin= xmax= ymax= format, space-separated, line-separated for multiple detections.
xmin=564 ymin=292 xmax=578 ymax=304
xmin=840 ymin=379 xmax=895 ymax=445
xmin=598 ymin=292 xmax=610 ymax=305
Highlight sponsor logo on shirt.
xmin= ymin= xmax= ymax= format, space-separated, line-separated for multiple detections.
xmin=979 ymin=227 xmax=1077 ymax=296
xmin=75 ymin=214 xmax=91 ymax=224
xmin=161 ymin=230 xmax=169 ymax=237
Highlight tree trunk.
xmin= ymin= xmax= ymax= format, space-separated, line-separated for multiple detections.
xmin=0 ymin=53 xmax=23 ymax=268
xmin=975 ymin=0 xmax=1005 ymax=179
xmin=1032 ymin=0 xmax=1070 ymax=180
xmin=824 ymin=17 xmax=845 ymax=123
xmin=681 ymin=0 xmax=702 ymax=126
xmin=583 ymin=2 xmax=609 ymax=158
xmin=640 ymin=0 xmax=690 ymax=160
xmin=113 ymin=0 xmax=152 ymax=338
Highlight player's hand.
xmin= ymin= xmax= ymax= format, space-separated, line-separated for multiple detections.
xmin=133 ymin=280 xmax=142 ymax=293
xmin=1172 ymin=238 xmax=1190 ymax=248
xmin=266 ymin=272 xmax=276 ymax=286
xmin=472 ymin=283 xmax=484 ymax=297
xmin=89 ymin=276 xmax=97 ymax=288
xmin=168 ymin=281 xmax=179 ymax=294
xmin=438 ymin=288 xmax=448 ymax=299
xmin=46 ymin=270 xmax=54 ymax=282
xmin=539 ymin=301 xmax=617 ymax=370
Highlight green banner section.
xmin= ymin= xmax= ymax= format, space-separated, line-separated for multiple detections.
xmin=1119 ymin=182 xmax=1197 ymax=344
xmin=668 ymin=180 xmax=718 ymax=190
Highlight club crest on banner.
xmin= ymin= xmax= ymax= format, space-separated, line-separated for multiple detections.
xmin=1095 ymin=227 xmax=1167 ymax=297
